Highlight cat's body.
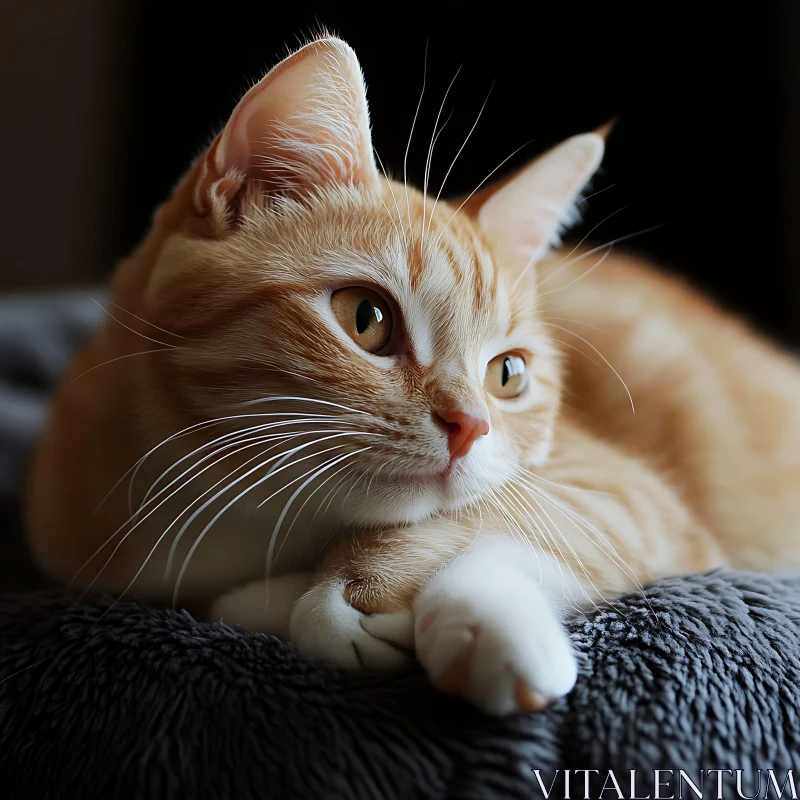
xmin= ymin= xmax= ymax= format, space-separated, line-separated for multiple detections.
xmin=543 ymin=249 xmax=800 ymax=574
xmin=26 ymin=37 xmax=800 ymax=715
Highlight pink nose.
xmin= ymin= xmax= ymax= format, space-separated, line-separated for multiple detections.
xmin=434 ymin=409 xmax=490 ymax=462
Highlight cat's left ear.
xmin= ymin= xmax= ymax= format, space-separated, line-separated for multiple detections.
xmin=476 ymin=131 xmax=606 ymax=268
xmin=194 ymin=37 xmax=378 ymax=217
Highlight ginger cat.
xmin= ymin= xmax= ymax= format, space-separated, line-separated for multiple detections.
xmin=26 ymin=37 xmax=800 ymax=715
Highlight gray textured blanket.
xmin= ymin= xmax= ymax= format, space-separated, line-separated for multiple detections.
xmin=0 ymin=293 xmax=798 ymax=799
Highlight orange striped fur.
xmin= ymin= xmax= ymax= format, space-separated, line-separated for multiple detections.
xmin=25 ymin=37 xmax=800 ymax=712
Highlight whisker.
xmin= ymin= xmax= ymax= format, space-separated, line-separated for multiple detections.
xmin=404 ymin=40 xmax=429 ymax=231
xmin=370 ymin=180 xmax=406 ymax=247
xmin=421 ymin=109 xmax=454 ymax=242
xmin=541 ymin=316 xmax=616 ymax=338
xmin=74 ymin=431 xmax=308 ymax=598
xmin=278 ymin=457 xmax=358 ymax=557
xmin=94 ymin=430 xmax=376 ymax=610
xmin=104 ymin=299 xmax=189 ymax=340
xmin=311 ymin=464 xmax=356 ymax=530
xmin=435 ymin=140 xmax=532 ymax=247
xmin=97 ymin=402 xmax=363 ymax=514
xmin=515 ymin=473 xmax=646 ymax=619
xmin=71 ymin=347 xmax=173 ymax=383
xmin=266 ymin=449 xmax=369 ymax=594
xmin=237 ymin=395 xmax=371 ymax=416
xmin=547 ymin=323 xmax=635 ymax=414
xmin=514 ymin=480 xmax=611 ymax=614
xmin=0 ymin=661 xmax=44 ymax=686
xmin=342 ymin=466 xmax=367 ymax=504
xmin=313 ymin=465 xmax=359 ymax=556
xmin=518 ymin=476 xmax=654 ymax=615
xmin=255 ymin=366 xmax=324 ymax=386
xmin=518 ymin=466 xmax=614 ymax=496
xmin=422 ymin=64 xmax=461 ymax=243
xmin=536 ymin=245 xmax=613 ymax=301
xmin=537 ymin=206 xmax=628 ymax=289
xmin=365 ymin=455 xmax=398 ymax=499
xmin=538 ymin=223 xmax=666 ymax=299
xmin=73 ymin=429 xmax=316 ymax=592
xmin=91 ymin=298 xmax=177 ymax=349
xmin=503 ymin=481 xmax=591 ymax=612
xmin=373 ymin=148 xmax=408 ymax=246
xmin=128 ymin=415 xmax=348 ymax=519
xmin=172 ymin=443 xmax=372 ymax=608
xmin=166 ymin=431 xmax=384 ymax=580
xmin=576 ymin=182 xmax=617 ymax=205
xmin=487 ymin=486 xmax=543 ymax=581
xmin=428 ymin=81 xmax=494 ymax=238
xmin=549 ymin=337 xmax=603 ymax=375
xmin=133 ymin=415 xmax=356 ymax=516
xmin=499 ymin=483 xmax=584 ymax=609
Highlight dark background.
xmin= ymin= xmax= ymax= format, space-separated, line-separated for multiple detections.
xmin=2 ymin=2 xmax=798 ymax=343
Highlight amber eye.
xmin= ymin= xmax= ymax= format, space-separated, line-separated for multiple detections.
xmin=485 ymin=352 xmax=528 ymax=399
xmin=331 ymin=287 xmax=393 ymax=354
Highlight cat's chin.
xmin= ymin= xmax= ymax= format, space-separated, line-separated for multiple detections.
xmin=344 ymin=472 xmax=489 ymax=527
xmin=344 ymin=484 xmax=442 ymax=526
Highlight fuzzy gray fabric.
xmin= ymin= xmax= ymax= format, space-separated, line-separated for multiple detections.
xmin=0 ymin=293 xmax=799 ymax=799
xmin=1 ymin=573 xmax=799 ymax=799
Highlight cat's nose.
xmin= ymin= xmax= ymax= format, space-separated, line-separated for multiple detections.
xmin=434 ymin=409 xmax=490 ymax=463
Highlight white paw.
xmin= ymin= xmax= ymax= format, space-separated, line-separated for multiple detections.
xmin=414 ymin=539 xmax=578 ymax=716
xmin=289 ymin=580 xmax=414 ymax=670
xmin=210 ymin=572 xmax=314 ymax=639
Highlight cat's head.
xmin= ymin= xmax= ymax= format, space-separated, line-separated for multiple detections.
xmin=131 ymin=37 xmax=604 ymax=528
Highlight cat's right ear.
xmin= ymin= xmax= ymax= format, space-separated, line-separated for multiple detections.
xmin=473 ymin=132 xmax=605 ymax=272
xmin=193 ymin=37 xmax=379 ymax=219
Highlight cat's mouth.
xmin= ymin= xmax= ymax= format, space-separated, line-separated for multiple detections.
xmin=348 ymin=460 xmax=490 ymax=525
xmin=377 ymin=459 xmax=467 ymax=489
xmin=381 ymin=470 xmax=445 ymax=488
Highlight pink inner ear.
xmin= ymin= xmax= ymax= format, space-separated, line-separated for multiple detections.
xmin=194 ymin=38 xmax=378 ymax=216
xmin=477 ymin=134 xmax=605 ymax=266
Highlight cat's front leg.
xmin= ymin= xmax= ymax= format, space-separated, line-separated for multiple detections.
xmin=415 ymin=537 xmax=578 ymax=715
xmin=210 ymin=570 xmax=415 ymax=668
xmin=289 ymin=522 xmax=579 ymax=715
xmin=289 ymin=520 xmax=477 ymax=671
xmin=211 ymin=572 xmax=315 ymax=639
xmin=289 ymin=578 xmax=416 ymax=670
